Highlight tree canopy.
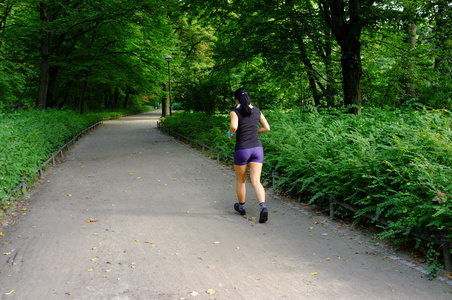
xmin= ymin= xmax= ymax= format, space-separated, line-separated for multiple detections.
xmin=1 ymin=0 xmax=451 ymax=114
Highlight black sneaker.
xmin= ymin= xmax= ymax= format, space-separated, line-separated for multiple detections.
xmin=234 ymin=203 xmax=246 ymax=215
xmin=259 ymin=207 xmax=268 ymax=223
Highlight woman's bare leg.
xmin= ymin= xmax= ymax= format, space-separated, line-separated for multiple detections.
xmin=234 ymin=164 xmax=248 ymax=203
xmin=249 ymin=162 xmax=265 ymax=204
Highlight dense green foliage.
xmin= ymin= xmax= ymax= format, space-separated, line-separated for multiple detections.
xmin=2 ymin=1 xmax=451 ymax=114
xmin=162 ymin=108 xmax=452 ymax=274
xmin=0 ymin=107 xmax=151 ymax=206
xmin=176 ymin=0 xmax=452 ymax=114
xmin=0 ymin=0 xmax=174 ymax=112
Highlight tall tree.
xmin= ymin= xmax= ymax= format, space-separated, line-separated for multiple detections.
xmin=400 ymin=0 xmax=419 ymax=101
xmin=36 ymin=1 xmax=50 ymax=109
xmin=182 ymin=0 xmax=342 ymax=110
xmin=317 ymin=0 xmax=377 ymax=115
xmin=30 ymin=0 xmax=175 ymax=110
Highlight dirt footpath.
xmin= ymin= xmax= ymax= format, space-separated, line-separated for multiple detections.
xmin=1 ymin=110 xmax=451 ymax=300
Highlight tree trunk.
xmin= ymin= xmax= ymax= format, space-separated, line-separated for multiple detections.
xmin=74 ymin=96 xmax=80 ymax=110
xmin=341 ymin=41 xmax=362 ymax=115
xmin=162 ymin=84 xmax=169 ymax=117
xmin=318 ymin=0 xmax=372 ymax=115
xmin=36 ymin=2 xmax=50 ymax=109
xmin=104 ymin=92 xmax=110 ymax=109
xmin=292 ymin=27 xmax=322 ymax=107
xmin=401 ymin=11 xmax=417 ymax=101
xmin=433 ymin=2 xmax=448 ymax=72
xmin=325 ymin=37 xmax=335 ymax=107
xmin=0 ymin=3 xmax=14 ymax=50
xmin=114 ymin=88 xmax=119 ymax=109
xmin=124 ymin=88 xmax=130 ymax=109
xmin=80 ymin=70 xmax=90 ymax=114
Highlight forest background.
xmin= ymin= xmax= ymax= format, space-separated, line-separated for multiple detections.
xmin=1 ymin=0 xmax=451 ymax=277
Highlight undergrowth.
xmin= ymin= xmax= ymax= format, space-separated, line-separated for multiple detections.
xmin=161 ymin=107 xmax=452 ymax=277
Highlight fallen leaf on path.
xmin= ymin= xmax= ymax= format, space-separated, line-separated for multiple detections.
xmin=91 ymin=257 xmax=98 ymax=261
xmin=86 ymin=269 xmax=93 ymax=272
xmin=87 ymin=218 xmax=97 ymax=222
xmin=20 ymin=208 xmax=27 ymax=211
xmin=128 ymin=173 xmax=133 ymax=175
xmin=206 ymin=289 xmax=216 ymax=295
xmin=198 ymin=257 xmax=203 ymax=260
xmin=0 ymin=232 xmax=4 ymax=237
xmin=5 ymin=289 xmax=14 ymax=295
xmin=65 ymin=194 xmax=72 ymax=197
xmin=310 ymin=272 xmax=318 ymax=275
xmin=173 ymin=178 xmax=178 ymax=181
xmin=444 ymin=272 xmax=452 ymax=279
xmin=65 ymin=292 xmax=71 ymax=295
xmin=3 ymin=249 xmax=15 ymax=255
xmin=214 ymin=241 xmax=220 ymax=244
xmin=189 ymin=291 xmax=199 ymax=296
xmin=149 ymin=245 xmax=156 ymax=248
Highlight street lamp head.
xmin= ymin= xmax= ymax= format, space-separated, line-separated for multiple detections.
xmin=165 ymin=55 xmax=172 ymax=63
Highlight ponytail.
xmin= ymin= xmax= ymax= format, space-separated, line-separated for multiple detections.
xmin=234 ymin=87 xmax=252 ymax=116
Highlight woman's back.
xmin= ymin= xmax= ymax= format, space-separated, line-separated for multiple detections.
xmin=232 ymin=107 xmax=262 ymax=150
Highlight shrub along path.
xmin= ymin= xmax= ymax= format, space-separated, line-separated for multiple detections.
xmin=0 ymin=110 xmax=451 ymax=299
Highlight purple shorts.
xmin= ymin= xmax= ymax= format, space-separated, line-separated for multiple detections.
xmin=234 ymin=146 xmax=264 ymax=165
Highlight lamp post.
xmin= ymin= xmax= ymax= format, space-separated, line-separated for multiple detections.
xmin=165 ymin=55 xmax=172 ymax=116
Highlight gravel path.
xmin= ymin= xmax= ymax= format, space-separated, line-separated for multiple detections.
xmin=1 ymin=110 xmax=451 ymax=300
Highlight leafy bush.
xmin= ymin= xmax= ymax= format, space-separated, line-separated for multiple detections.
xmin=261 ymin=108 xmax=452 ymax=242
xmin=162 ymin=111 xmax=234 ymax=158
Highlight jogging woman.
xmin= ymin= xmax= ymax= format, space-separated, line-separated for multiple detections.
xmin=228 ymin=88 xmax=270 ymax=223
